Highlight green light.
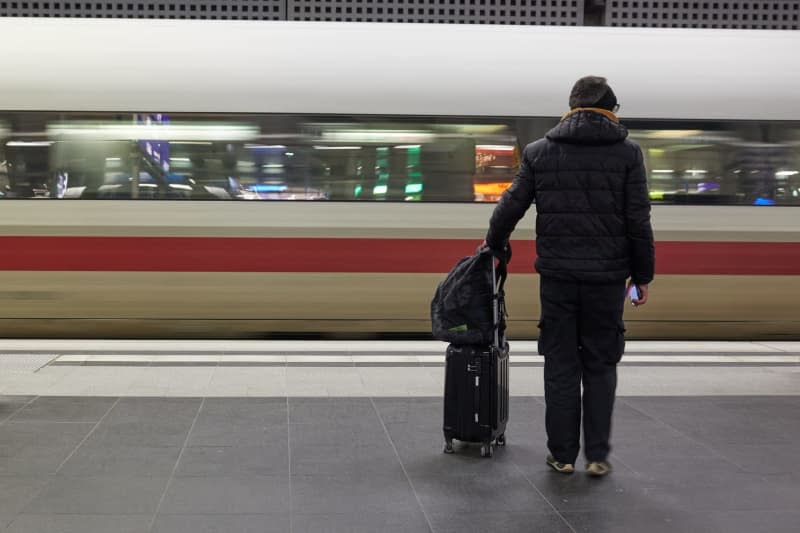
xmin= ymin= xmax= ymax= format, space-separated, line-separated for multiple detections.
xmin=649 ymin=190 xmax=665 ymax=201
xmin=354 ymin=184 xmax=362 ymax=198
xmin=373 ymin=185 xmax=388 ymax=195
xmin=405 ymin=183 xmax=423 ymax=194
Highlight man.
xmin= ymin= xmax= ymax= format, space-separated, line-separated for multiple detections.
xmin=485 ymin=76 xmax=655 ymax=477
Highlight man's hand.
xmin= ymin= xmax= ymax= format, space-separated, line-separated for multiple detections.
xmin=479 ymin=240 xmax=512 ymax=264
xmin=628 ymin=282 xmax=649 ymax=307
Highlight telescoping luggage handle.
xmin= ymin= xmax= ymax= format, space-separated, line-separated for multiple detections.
xmin=490 ymin=255 xmax=508 ymax=350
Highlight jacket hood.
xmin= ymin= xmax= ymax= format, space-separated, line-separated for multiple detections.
xmin=546 ymin=108 xmax=629 ymax=145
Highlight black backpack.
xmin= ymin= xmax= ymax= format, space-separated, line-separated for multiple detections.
xmin=431 ymin=249 xmax=507 ymax=345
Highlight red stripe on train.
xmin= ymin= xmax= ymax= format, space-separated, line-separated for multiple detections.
xmin=1 ymin=237 xmax=799 ymax=275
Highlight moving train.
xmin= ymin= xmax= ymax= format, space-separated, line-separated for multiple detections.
xmin=1 ymin=19 xmax=798 ymax=339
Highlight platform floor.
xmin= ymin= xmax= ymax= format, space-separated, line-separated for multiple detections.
xmin=0 ymin=341 xmax=799 ymax=532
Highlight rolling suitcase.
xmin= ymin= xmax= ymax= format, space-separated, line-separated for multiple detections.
xmin=442 ymin=258 xmax=509 ymax=458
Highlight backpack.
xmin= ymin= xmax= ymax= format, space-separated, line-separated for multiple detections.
xmin=431 ymin=249 xmax=507 ymax=344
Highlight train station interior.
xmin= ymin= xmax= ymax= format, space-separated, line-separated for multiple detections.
xmin=1 ymin=2 xmax=799 ymax=533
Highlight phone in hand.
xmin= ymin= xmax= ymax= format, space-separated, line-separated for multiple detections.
xmin=627 ymin=284 xmax=640 ymax=302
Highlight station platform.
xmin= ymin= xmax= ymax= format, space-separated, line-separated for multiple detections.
xmin=1 ymin=341 xmax=799 ymax=533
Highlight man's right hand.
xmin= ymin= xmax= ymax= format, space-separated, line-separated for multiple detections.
xmin=479 ymin=240 xmax=512 ymax=264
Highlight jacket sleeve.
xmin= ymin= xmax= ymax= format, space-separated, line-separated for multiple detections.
xmin=485 ymin=149 xmax=536 ymax=250
xmin=625 ymin=145 xmax=655 ymax=285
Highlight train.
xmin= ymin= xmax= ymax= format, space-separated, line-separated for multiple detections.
xmin=0 ymin=18 xmax=799 ymax=340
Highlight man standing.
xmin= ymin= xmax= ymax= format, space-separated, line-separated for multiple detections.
xmin=485 ymin=76 xmax=655 ymax=476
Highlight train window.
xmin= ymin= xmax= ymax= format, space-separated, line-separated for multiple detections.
xmin=0 ymin=112 xmax=798 ymax=205
xmin=626 ymin=121 xmax=800 ymax=206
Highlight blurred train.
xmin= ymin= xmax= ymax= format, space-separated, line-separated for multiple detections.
xmin=0 ymin=19 xmax=799 ymax=340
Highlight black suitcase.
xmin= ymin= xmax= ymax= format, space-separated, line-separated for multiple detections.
xmin=442 ymin=258 xmax=509 ymax=458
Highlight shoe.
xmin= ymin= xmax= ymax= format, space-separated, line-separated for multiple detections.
xmin=586 ymin=461 xmax=612 ymax=477
xmin=546 ymin=455 xmax=575 ymax=474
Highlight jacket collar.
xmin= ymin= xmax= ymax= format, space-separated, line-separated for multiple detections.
xmin=546 ymin=107 xmax=628 ymax=145
xmin=561 ymin=107 xmax=620 ymax=123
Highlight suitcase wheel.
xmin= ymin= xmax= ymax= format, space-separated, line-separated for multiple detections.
xmin=443 ymin=439 xmax=455 ymax=454
xmin=480 ymin=443 xmax=493 ymax=458
xmin=496 ymin=434 xmax=506 ymax=447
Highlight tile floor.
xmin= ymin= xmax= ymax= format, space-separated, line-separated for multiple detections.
xmin=1 ymin=395 xmax=799 ymax=533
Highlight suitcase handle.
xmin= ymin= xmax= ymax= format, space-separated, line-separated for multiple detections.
xmin=491 ymin=258 xmax=507 ymax=349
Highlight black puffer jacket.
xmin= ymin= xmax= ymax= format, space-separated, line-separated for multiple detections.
xmin=486 ymin=109 xmax=655 ymax=285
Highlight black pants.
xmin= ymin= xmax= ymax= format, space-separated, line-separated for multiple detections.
xmin=538 ymin=277 xmax=626 ymax=464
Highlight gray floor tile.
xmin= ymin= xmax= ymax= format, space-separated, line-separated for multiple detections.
xmin=411 ymin=470 xmax=552 ymax=515
xmin=643 ymin=472 xmax=800 ymax=511
xmin=187 ymin=399 xmax=287 ymax=447
xmin=199 ymin=398 xmax=287 ymax=421
xmin=610 ymin=423 xmax=701 ymax=457
xmin=23 ymin=476 xmax=169 ymax=515
xmin=611 ymin=412 xmax=686 ymax=445
xmin=83 ymin=399 xmax=201 ymax=448
xmin=0 ymin=422 xmax=95 ymax=475
xmin=187 ymin=424 xmax=288 ymax=448
xmin=427 ymin=511 xmax=571 ymax=533
xmin=613 ymin=445 xmax=743 ymax=482
xmin=176 ymin=444 xmax=289 ymax=477
xmin=507 ymin=396 xmax=548 ymax=424
xmin=111 ymin=397 xmax=202 ymax=416
xmin=372 ymin=398 xmax=441 ymax=426
xmin=0 ymin=421 xmax=96 ymax=448
xmin=704 ymin=510 xmax=800 ymax=533
xmin=289 ymin=398 xmax=378 ymax=424
xmin=504 ymin=424 xmax=546 ymax=447
xmin=291 ymin=474 xmax=418 ymax=516
xmin=561 ymin=509 xmax=723 ymax=533
xmin=3 ymin=514 xmax=151 ymax=533
xmin=381 ymin=421 xmax=447 ymax=449
xmin=151 ymin=513 xmax=290 ymax=533
xmin=85 ymin=422 xmax=195 ymax=448
xmin=610 ymin=400 xmax=660 ymax=423
xmin=105 ymin=398 xmax=202 ymax=426
xmin=714 ymin=443 xmax=799 ymax=475
xmin=57 ymin=444 xmax=182 ymax=477
xmin=290 ymin=440 xmax=401 ymax=477
xmin=9 ymin=397 xmax=117 ymax=423
xmin=679 ymin=415 xmax=792 ymax=446
xmin=290 ymin=421 xmax=390 ymax=447
xmin=292 ymin=511 xmax=431 ymax=533
xmin=159 ymin=475 xmax=290 ymax=514
xmin=0 ymin=477 xmax=49 ymax=530
xmin=520 ymin=468 xmax=654 ymax=512
xmin=0 ymin=399 xmax=33 ymax=422
xmin=625 ymin=397 xmax=800 ymax=445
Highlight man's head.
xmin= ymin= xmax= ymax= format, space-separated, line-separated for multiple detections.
xmin=569 ymin=76 xmax=618 ymax=112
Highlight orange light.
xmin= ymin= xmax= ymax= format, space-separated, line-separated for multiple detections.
xmin=474 ymin=182 xmax=512 ymax=196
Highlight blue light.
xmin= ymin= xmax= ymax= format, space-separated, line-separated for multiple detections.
xmin=166 ymin=173 xmax=188 ymax=183
xmin=753 ymin=197 xmax=776 ymax=206
xmin=249 ymin=184 xmax=287 ymax=193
